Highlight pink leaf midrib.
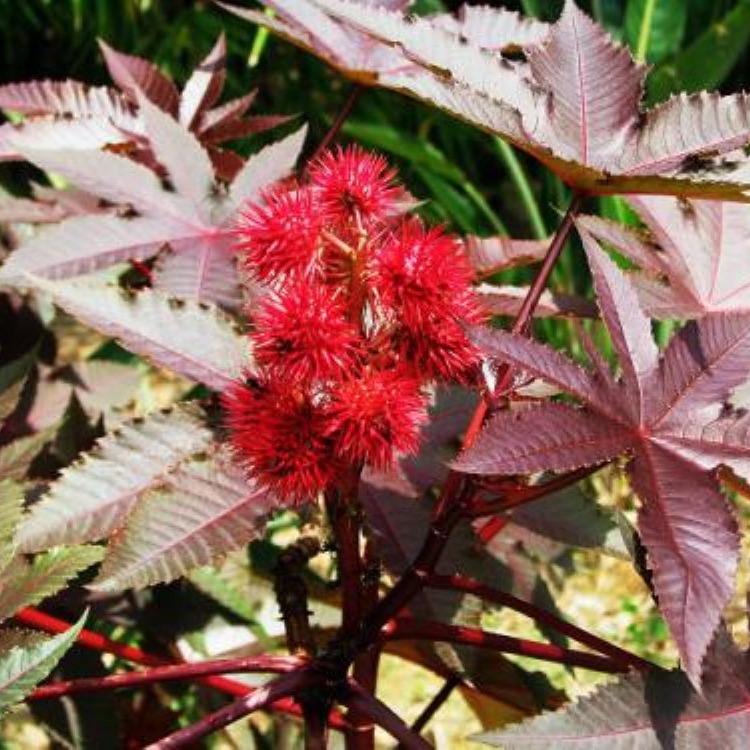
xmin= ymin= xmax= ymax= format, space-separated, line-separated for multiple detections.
xmin=570 ymin=9 xmax=588 ymax=165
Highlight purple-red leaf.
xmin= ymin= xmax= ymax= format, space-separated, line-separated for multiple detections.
xmin=25 ymin=277 xmax=250 ymax=390
xmin=218 ymin=0 xmax=412 ymax=83
xmin=454 ymin=403 xmax=629 ymax=475
xmin=98 ymin=40 xmax=180 ymax=115
xmin=580 ymin=197 xmax=750 ymax=318
xmin=256 ymin=0 xmax=750 ymax=199
xmin=153 ymin=243 xmax=241 ymax=309
xmin=527 ymin=0 xmax=644 ymax=167
xmin=458 ymin=244 xmax=750 ymax=687
xmin=433 ymin=5 xmax=548 ymax=52
xmin=0 ymin=117 xmax=132 ymax=160
xmin=630 ymin=446 xmax=738 ymax=683
xmin=0 ymin=80 xmax=133 ymax=120
xmin=478 ymin=634 xmax=750 ymax=748
xmin=90 ymin=445 xmax=275 ymax=592
xmin=0 ymin=216 xmax=186 ymax=284
xmin=2 ymin=115 xmax=306 ymax=306
xmin=137 ymin=93 xmax=216 ymax=221
xmin=179 ymin=33 xmax=227 ymax=129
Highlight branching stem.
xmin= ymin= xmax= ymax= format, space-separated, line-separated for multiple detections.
xmin=15 ymin=607 xmax=347 ymax=729
xmin=145 ymin=669 xmax=320 ymax=750
xmin=381 ymin=618 xmax=626 ymax=674
xmin=426 ymin=574 xmax=650 ymax=672
xmin=341 ymin=680 xmax=432 ymax=750
xmin=28 ymin=656 xmax=302 ymax=700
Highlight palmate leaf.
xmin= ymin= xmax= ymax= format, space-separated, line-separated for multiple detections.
xmin=23 ymin=277 xmax=250 ymax=391
xmin=0 ymin=546 xmax=103 ymax=621
xmin=17 ymin=406 xmax=214 ymax=553
xmin=0 ymin=100 xmax=307 ymax=305
xmin=579 ymin=197 xmax=750 ymax=318
xmin=0 ymin=184 xmax=106 ymax=225
xmin=0 ymin=610 xmax=86 ymax=716
xmin=257 ymin=0 xmax=750 ymax=200
xmin=91 ymin=445 xmax=276 ymax=592
xmin=455 ymin=238 xmax=750 ymax=687
xmin=217 ymin=0 xmax=414 ymax=85
xmin=478 ymin=634 xmax=750 ymax=748
xmin=0 ymin=35 xmax=291 ymax=181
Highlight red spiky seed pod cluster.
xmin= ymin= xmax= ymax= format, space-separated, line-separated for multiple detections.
xmin=224 ymin=146 xmax=485 ymax=503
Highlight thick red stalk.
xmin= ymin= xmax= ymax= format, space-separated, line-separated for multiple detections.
xmin=15 ymin=608 xmax=347 ymax=730
xmin=349 ymin=544 xmax=381 ymax=749
xmin=342 ymin=680 xmax=432 ymax=750
xmin=28 ymin=656 xmax=303 ymax=700
xmin=426 ymin=574 xmax=650 ymax=672
xmin=354 ymin=498 xmax=468 ymax=649
xmin=381 ymin=618 xmax=626 ymax=674
xmin=146 ymin=669 xmax=320 ymax=749
xmin=304 ymin=708 xmax=330 ymax=750
xmin=326 ymin=486 xmax=363 ymax=636
xmin=477 ymin=515 xmax=510 ymax=543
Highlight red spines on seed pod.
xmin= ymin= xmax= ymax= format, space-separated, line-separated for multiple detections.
xmin=370 ymin=218 xmax=484 ymax=329
xmin=323 ymin=369 xmax=428 ymax=469
xmin=308 ymin=145 xmax=405 ymax=230
xmin=222 ymin=379 xmax=339 ymax=502
xmin=253 ymin=278 xmax=362 ymax=384
xmin=227 ymin=146 xmax=486 ymax=504
xmin=234 ymin=184 xmax=322 ymax=281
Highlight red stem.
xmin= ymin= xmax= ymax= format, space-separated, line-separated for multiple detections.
xmin=15 ymin=608 xmax=347 ymax=730
xmin=146 ymin=669 xmax=320 ymax=749
xmin=459 ymin=191 xmax=585 ymax=452
xmin=477 ymin=515 xmax=510 ymax=543
xmin=471 ymin=463 xmax=605 ymax=519
xmin=342 ymin=680 xmax=432 ymax=750
xmin=28 ymin=656 xmax=303 ymax=700
xmin=308 ymin=84 xmax=362 ymax=165
xmin=355 ymin=498 xmax=468 ymax=649
xmin=326 ymin=487 xmax=362 ymax=637
xmin=381 ymin=618 xmax=626 ymax=674
xmin=349 ymin=540 xmax=380 ymax=750
xmin=349 ymin=194 xmax=585 ymax=652
xmin=16 ymin=607 xmax=164 ymax=667
xmin=304 ymin=704 xmax=330 ymax=750
xmin=426 ymin=574 xmax=650 ymax=672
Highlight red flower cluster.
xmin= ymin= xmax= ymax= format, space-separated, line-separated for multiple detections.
xmin=224 ymin=146 xmax=485 ymax=503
